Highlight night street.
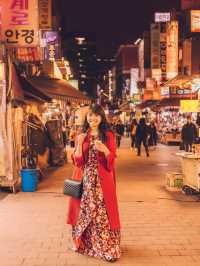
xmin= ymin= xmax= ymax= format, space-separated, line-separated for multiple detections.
xmin=1 ymin=0 xmax=200 ymax=265
xmin=1 ymin=141 xmax=200 ymax=266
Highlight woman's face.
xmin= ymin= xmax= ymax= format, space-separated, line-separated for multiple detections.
xmin=87 ymin=111 xmax=102 ymax=129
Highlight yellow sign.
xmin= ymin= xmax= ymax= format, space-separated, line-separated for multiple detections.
xmin=1 ymin=0 xmax=39 ymax=46
xmin=191 ymin=10 xmax=200 ymax=33
xmin=180 ymin=100 xmax=200 ymax=113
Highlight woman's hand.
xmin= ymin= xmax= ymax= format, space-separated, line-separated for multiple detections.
xmin=74 ymin=133 xmax=86 ymax=158
xmin=77 ymin=133 xmax=86 ymax=146
xmin=95 ymin=140 xmax=110 ymax=156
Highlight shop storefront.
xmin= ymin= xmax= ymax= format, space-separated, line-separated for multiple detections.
xmin=156 ymin=75 xmax=200 ymax=144
xmin=136 ymin=74 xmax=200 ymax=145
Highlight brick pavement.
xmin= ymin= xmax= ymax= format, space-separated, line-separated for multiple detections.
xmin=1 ymin=139 xmax=200 ymax=266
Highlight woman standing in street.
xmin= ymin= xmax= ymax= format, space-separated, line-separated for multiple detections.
xmin=67 ymin=104 xmax=121 ymax=262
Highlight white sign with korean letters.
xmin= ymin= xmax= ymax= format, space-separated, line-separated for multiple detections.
xmin=1 ymin=0 xmax=39 ymax=46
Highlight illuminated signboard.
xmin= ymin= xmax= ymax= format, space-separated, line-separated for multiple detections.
xmin=161 ymin=87 xmax=170 ymax=96
xmin=180 ymin=100 xmax=200 ymax=112
xmin=130 ymin=68 xmax=139 ymax=96
xmin=151 ymin=23 xmax=160 ymax=69
xmin=39 ymin=0 xmax=52 ymax=30
xmin=191 ymin=10 xmax=200 ymax=32
xmin=152 ymin=68 xmax=161 ymax=82
xmin=166 ymin=21 xmax=179 ymax=80
xmin=155 ymin=13 xmax=171 ymax=23
xmin=44 ymin=31 xmax=59 ymax=60
xmin=0 ymin=7 xmax=2 ymax=37
xmin=170 ymin=88 xmax=194 ymax=99
xmin=160 ymin=35 xmax=167 ymax=80
xmin=1 ymin=0 xmax=39 ymax=46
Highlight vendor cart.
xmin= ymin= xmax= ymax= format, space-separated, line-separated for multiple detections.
xmin=181 ymin=154 xmax=200 ymax=194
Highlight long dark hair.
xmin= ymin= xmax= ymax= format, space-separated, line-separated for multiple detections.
xmin=82 ymin=104 xmax=112 ymax=143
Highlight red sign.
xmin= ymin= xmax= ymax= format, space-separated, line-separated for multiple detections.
xmin=181 ymin=0 xmax=200 ymax=10
xmin=16 ymin=47 xmax=41 ymax=62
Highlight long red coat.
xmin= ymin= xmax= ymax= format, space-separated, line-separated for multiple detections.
xmin=67 ymin=130 xmax=120 ymax=230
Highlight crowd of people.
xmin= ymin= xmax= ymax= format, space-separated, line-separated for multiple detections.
xmin=112 ymin=118 xmax=158 ymax=157
xmin=64 ymin=114 xmax=160 ymax=158
xmin=63 ymin=109 xmax=199 ymax=158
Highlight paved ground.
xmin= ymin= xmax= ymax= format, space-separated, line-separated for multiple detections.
xmin=1 ymin=138 xmax=200 ymax=266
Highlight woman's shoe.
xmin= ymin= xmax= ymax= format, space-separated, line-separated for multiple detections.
xmin=104 ymin=254 xmax=118 ymax=263
xmin=105 ymin=258 xmax=118 ymax=263
xmin=71 ymin=246 xmax=78 ymax=252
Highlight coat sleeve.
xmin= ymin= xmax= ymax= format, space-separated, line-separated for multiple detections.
xmin=71 ymin=137 xmax=85 ymax=168
xmin=105 ymin=131 xmax=116 ymax=172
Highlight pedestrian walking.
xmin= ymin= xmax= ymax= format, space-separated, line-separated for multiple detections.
xmin=181 ymin=116 xmax=197 ymax=152
xmin=67 ymin=104 xmax=121 ymax=262
xmin=125 ymin=122 xmax=131 ymax=137
xmin=135 ymin=118 xmax=150 ymax=157
xmin=114 ymin=119 xmax=124 ymax=148
xmin=149 ymin=121 xmax=158 ymax=148
xmin=130 ymin=119 xmax=137 ymax=149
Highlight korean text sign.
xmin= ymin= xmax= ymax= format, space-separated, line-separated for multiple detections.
xmin=191 ymin=10 xmax=200 ymax=33
xmin=39 ymin=0 xmax=52 ymax=30
xmin=1 ymin=0 xmax=39 ymax=46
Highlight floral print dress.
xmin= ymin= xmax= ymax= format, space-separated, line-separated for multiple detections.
xmin=72 ymin=136 xmax=121 ymax=261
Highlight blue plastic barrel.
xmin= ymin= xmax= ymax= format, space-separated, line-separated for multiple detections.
xmin=21 ymin=169 xmax=38 ymax=192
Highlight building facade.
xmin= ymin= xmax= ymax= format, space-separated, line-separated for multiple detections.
xmin=115 ymin=45 xmax=139 ymax=99
xmin=62 ymin=32 xmax=98 ymax=97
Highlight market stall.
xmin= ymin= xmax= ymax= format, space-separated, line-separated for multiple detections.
xmin=181 ymin=153 xmax=200 ymax=193
xmin=156 ymin=99 xmax=182 ymax=145
xmin=157 ymin=74 xmax=200 ymax=145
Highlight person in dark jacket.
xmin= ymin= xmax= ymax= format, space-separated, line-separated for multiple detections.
xmin=130 ymin=119 xmax=138 ymax=149
xmin=149 ymin=121 xmax=158 ymax=147
xmin=114 ymin=120 xmax=124 ymax=148
xmin=181 ymin=116 xmax=197 ymax=152
xmin=136 ymin=118 xmax=150 ymax=157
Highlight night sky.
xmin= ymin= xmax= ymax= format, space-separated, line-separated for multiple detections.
xmin=61 ymin=0 xmax=180 ymax=57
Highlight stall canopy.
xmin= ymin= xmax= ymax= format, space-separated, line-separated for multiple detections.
xmin=136 ymin=99 xmax=181 ymax=111
xmin=163 ymin=74 xmax=200 ymax=88
xmin=11 ymin=64 xmax=24 ymax=101
xmin=158 ymin=98 xmax=181 ymax=107
xmin=11 ymin=64 xmax=51 ymax=103
xmin=28 ymin=77 xmax=91 ymax=104
xmin=19 ymin=76 xmax=52 ymax=103
xmin=137 ymin=100 xmax=159 ymax=109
